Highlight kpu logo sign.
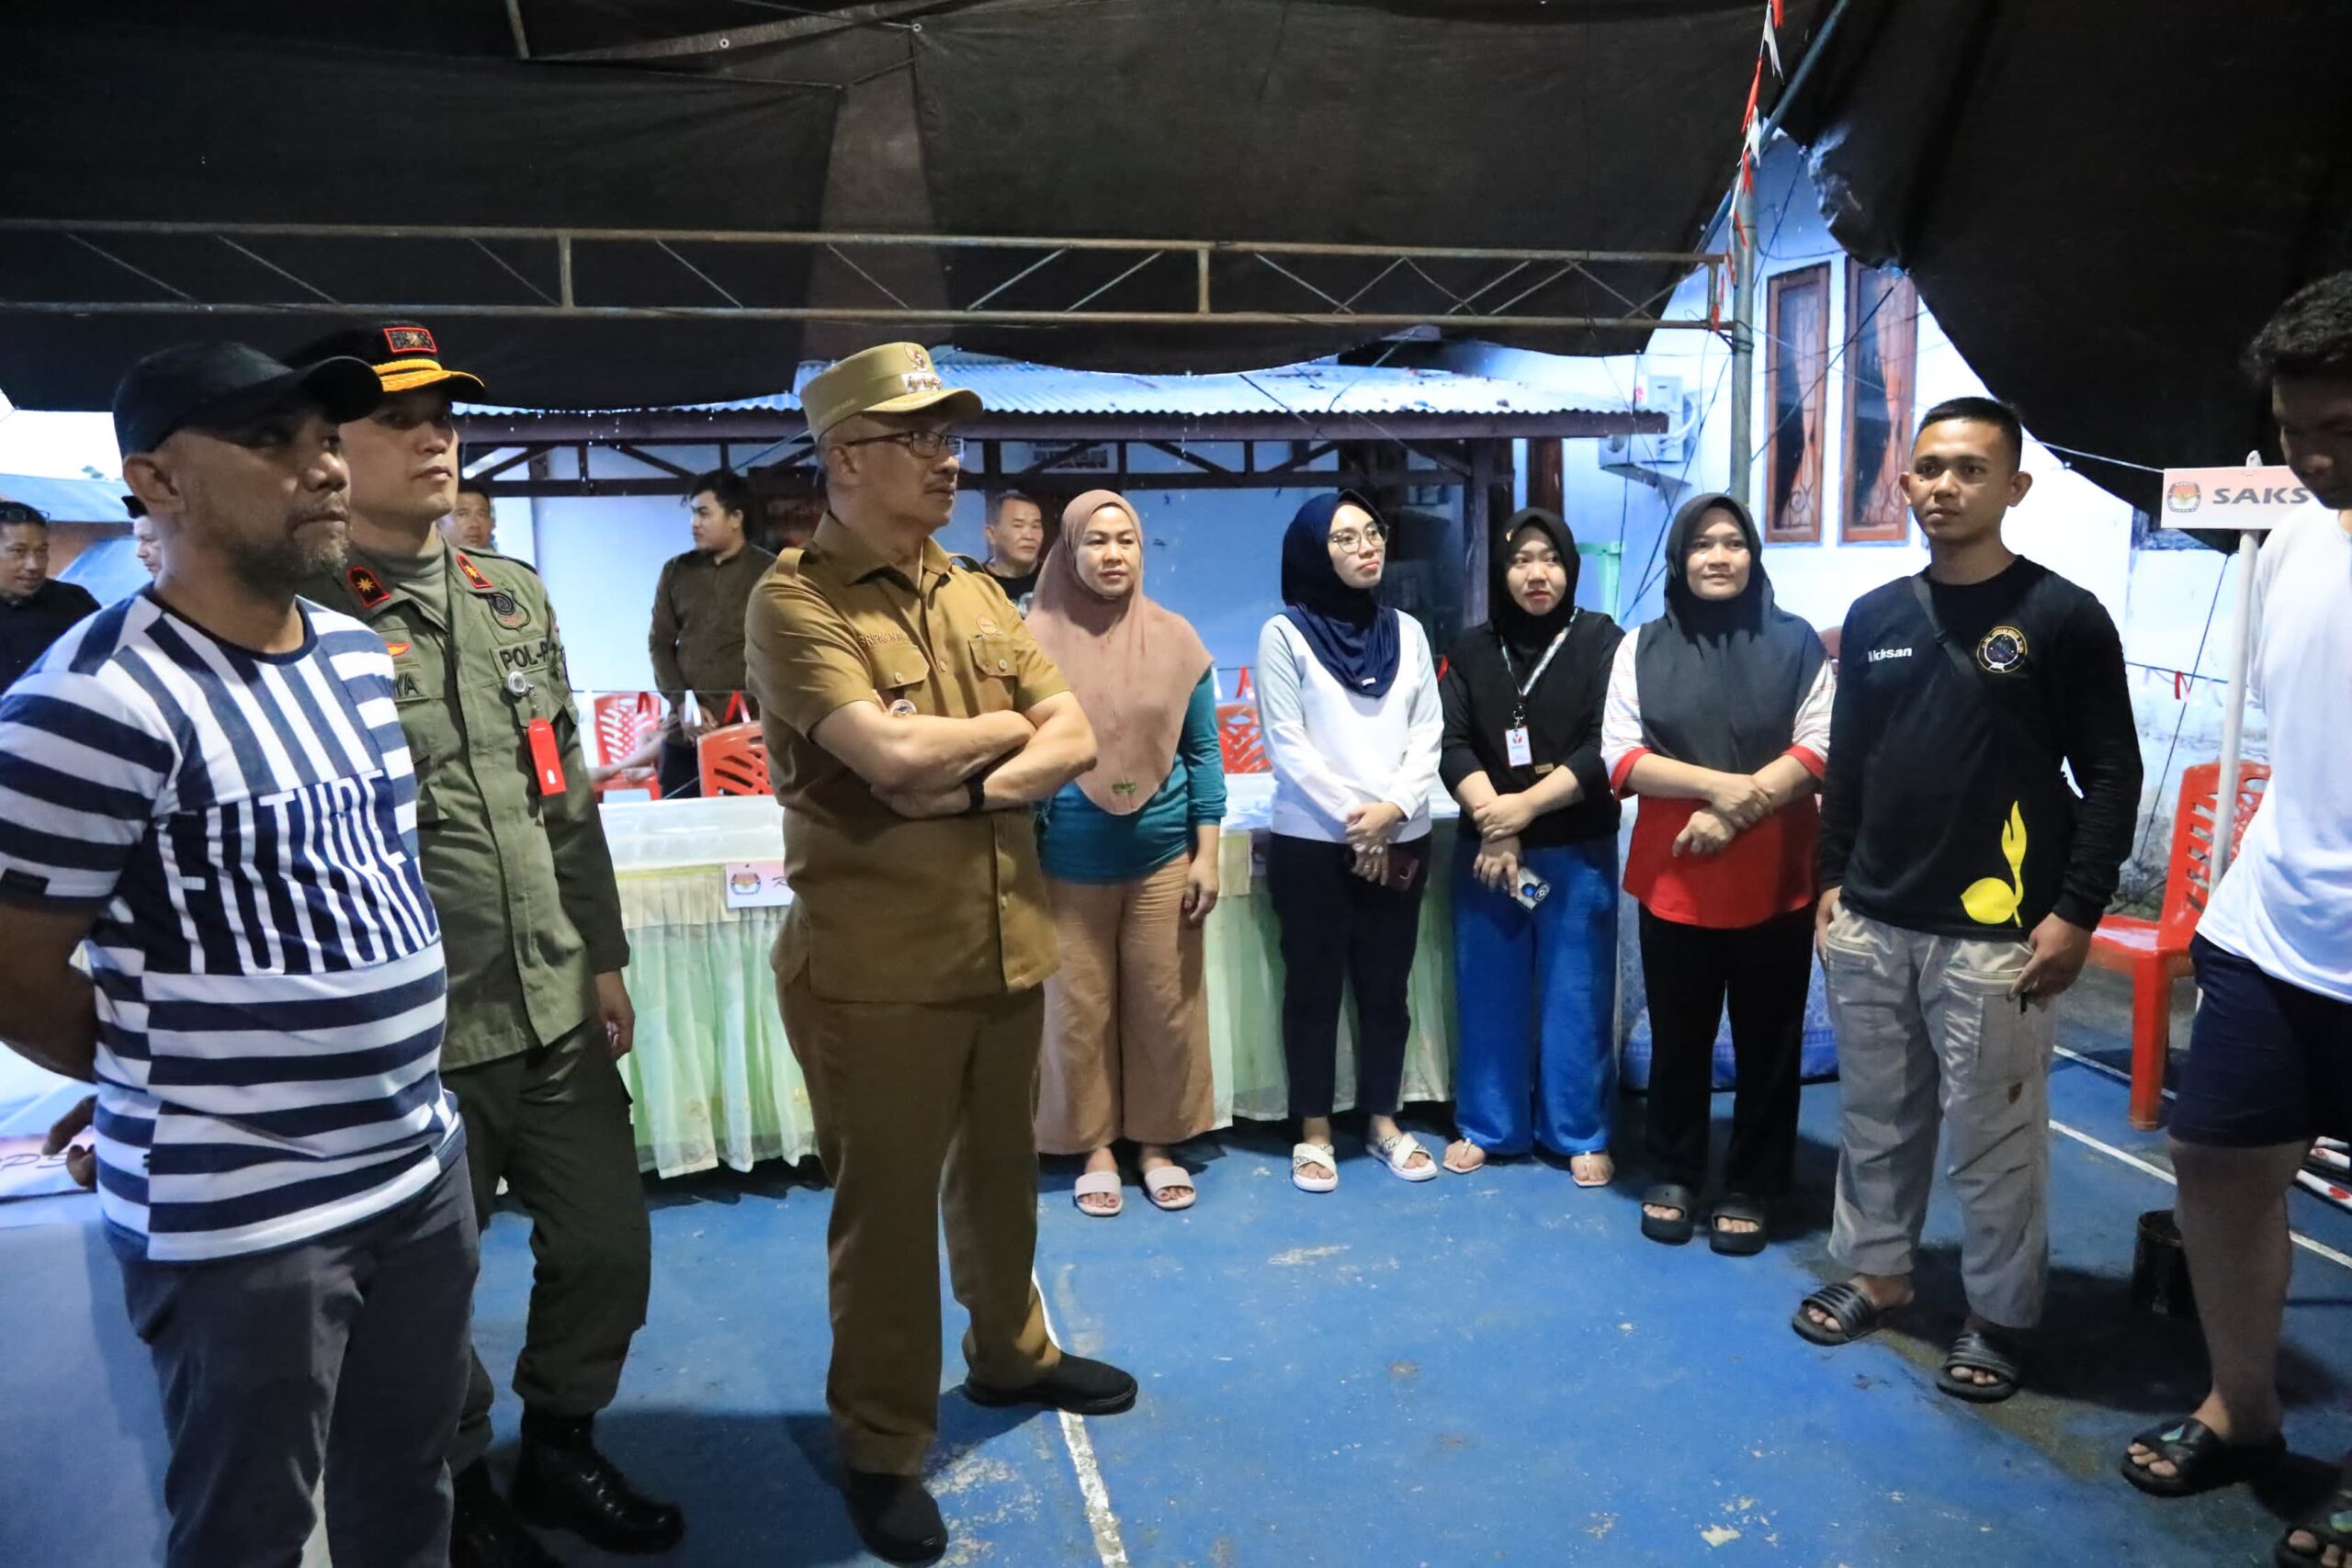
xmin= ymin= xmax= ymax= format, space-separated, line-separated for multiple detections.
xmin=2158 ymin=466 xmax=2327 ymax=533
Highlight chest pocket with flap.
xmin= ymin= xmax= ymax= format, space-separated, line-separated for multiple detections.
xmin=869 ymin=641 xmax=933 ymax=706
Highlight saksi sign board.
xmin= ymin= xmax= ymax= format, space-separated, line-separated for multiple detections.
xmin=2159 ymin=465 xmax=2329 ymax=532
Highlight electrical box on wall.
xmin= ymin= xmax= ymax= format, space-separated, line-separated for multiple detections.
xmin=1603 ymin=374 xmax=1699 ymax=490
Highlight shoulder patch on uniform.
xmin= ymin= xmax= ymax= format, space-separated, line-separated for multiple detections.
xmin=452 ymin=551 xmax=499 ymax=595
xmin=346 ymin=565 xmax=391 ymax=609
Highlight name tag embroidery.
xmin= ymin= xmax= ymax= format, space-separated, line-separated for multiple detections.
xmin=1868 ymin=647 xmax=1914 ymax=662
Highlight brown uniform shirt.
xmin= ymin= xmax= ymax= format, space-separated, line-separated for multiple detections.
xmin=745 ymin=515 xmax=1068 ymax=1006
xmin=650 ymin=544 xmax=777 ymax=728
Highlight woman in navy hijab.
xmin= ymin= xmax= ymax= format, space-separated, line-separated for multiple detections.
xmin=1253 ymin=492 xmax=1445 ymax=1194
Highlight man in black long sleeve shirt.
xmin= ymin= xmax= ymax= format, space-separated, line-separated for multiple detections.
xmin=1794 ymin=398 xmax=2142 ymax=1403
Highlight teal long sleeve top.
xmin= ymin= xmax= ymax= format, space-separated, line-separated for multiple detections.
xmin=1038 ymin=673 xmax=1227 ymax=883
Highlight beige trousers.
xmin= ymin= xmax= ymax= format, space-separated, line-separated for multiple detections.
xmin=1035 ymin=857 xmax=1216 ymax=1154
xmin=1821 ymin=905 xmax=2055 ymax=1329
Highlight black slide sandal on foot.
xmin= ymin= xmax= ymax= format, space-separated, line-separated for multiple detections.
xmin=1792 ymin=1280 xmax=1894 ymax=1347
xmin=1710 ymin=1194 xmax=1769 ymax=1257
xmin=2120 ymin=1416 xmax=2284 ymax=1498
xmin=2275 ymin=1489 xmax=2352 ymax=1568
xmin=1640 ymin=1183 xmax=1695 ymax=1246
xmin=1937 ymin=1326 xmax=2023 ymax=1404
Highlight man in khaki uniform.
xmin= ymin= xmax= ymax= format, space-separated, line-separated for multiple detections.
xmin=293 ymin=323 xmax=683 ymax=1568
xmin=745 ymin=343 xmax=1136 ymax=1565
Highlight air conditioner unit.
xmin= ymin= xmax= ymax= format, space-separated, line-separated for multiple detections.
xmin=1632 ymin=374 xmax=1690 ymax=467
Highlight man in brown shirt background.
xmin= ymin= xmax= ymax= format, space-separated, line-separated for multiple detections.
xmin=744 ymin=343 xmax=1136 ymax=1566
xmin=648 ymin=468 xmax=775 ymax=798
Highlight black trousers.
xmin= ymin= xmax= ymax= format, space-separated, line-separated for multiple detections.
xmin=654 ymin=733 xmax=703 ymax=800
xmin=1265 ymin=833 xmax=1427 ymax=1120
xmin=1638 ymin=905 xmax=1814 ymax=1196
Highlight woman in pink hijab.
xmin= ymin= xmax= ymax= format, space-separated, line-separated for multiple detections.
xmin=1028 ymin=491 xmax=1226 ymax=1216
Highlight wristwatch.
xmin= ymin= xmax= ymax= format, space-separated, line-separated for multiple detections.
xmin=965 ymin=774 xmax=989 ymax=816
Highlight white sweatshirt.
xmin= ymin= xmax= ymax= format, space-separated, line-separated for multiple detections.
xmin=1253 ymin=614 xmax=1443 ymax=844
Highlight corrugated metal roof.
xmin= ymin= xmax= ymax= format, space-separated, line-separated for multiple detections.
xmin=462 ymin=349 xmax=1629 ymax=420
xmin=0 ymin=474 xmax=132 ymax=524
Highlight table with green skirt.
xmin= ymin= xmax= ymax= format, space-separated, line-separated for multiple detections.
xmin=601 ymin=784 xmax=1462 ymax=1177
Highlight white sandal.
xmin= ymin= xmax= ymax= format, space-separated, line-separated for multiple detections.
xmin=1367 ymin=1130 xmax=1438 ymax=1182
xmin=1072 ymin=1169 xmax=1124 ymax=1216
xmin=1291 ymin=1141 xmax=1338 ymax=1193
xmin=1141 ymin=1164 xmax=1197 ymax=1212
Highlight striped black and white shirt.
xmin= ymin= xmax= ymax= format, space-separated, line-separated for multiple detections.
xmin=0 ymin=592 xmax=457 ymax=1262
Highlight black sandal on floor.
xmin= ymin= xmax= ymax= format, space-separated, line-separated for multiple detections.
xmin=1640 ymin=1183 xmax=1695 ymax=1246
xmin=2276 ymin=1488 xmax=2352 ymax=1568
xmin=2120 ymin=1416 xmax=2285 ymax=1498
xmin=1937 ymin=1326 xmax=2023 ymax=1404
xmin=1791 ymin=1280 xmax=1895 ymax=1347
xmin=1709 ymin=1194 xmax=1769 ymax=1258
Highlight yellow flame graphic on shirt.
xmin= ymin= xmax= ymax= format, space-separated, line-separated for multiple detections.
xmin=1960 ymin=801 xmax=2029 ymax=927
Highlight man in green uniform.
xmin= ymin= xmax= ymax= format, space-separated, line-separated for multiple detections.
xmin=292 ymin=323 xmax=683 ymax=1567
xmin=647 ymin=467 xmax=776 ymax=798
xmin=745 ymin=343 xmax=1136 ymax=1565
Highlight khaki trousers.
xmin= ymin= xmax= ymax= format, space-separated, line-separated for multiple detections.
xmin=1035 ymin=859 xmax=1216 ymax=1155
xmin=778 ymin=969 xmax=1059 ymax=1475
xmin=1821 ymin=906 xmax=2055 ymax=1329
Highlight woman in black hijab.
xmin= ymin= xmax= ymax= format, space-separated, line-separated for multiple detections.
xmin=1598 ymin=493 xmax=1834 ymax=1255
xmin=1437 ymin=509 xmax=1626 ymax=1182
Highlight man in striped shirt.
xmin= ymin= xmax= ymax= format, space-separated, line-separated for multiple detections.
xmin=0 ymin=342 xmax=478 ymax=1568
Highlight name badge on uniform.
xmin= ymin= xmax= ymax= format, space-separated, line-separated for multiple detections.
xmin=1504 ymin=726 xmax=1534 ymax=768
xmin=526 ymin=718 xmax=568 ymax=796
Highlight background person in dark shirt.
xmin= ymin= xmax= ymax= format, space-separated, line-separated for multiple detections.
xmin=975 ymin=489 xmax=1047 ymax=611
xmin=1794 ymin=397 xmax=2142 ymax=1404
xmin=1437 ymin=508 xmax=1625 ymax=1182
xmin=648 ymin=468 xmax=777 ymax=799
xmin=0 ymin=502 xmax=101 ymax=691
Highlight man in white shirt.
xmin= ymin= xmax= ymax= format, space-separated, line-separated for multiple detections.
xmin=2121 ymin=275 xmax=2352 ymax=1568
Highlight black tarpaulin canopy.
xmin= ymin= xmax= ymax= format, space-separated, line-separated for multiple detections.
xmin=0 ymin=1 xmax=1803 ymax=408
xmin=1779 ymin=0 xmax=2352 ymax=511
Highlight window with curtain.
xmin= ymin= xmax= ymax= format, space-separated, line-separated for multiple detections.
xmin=1843 ymin=262 xmax=1920 ymax=542
xmin=1765 ymin=264 xmax=1828 ymax=542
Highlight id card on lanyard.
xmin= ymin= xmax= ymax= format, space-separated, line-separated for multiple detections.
xmin=1498 ymin=615 xmax=1574 ymax=770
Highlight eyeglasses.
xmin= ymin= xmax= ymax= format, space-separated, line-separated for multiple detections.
xmin=1327 ymin=524 xmax=1386 ymax=552
xmin=833 ymin=430 xmax=965 ymax=461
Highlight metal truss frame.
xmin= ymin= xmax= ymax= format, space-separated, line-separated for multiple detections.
xmin=0 ymin=218 xmax=1726 ymax=336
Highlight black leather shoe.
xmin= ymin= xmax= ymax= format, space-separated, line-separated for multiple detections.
xmin=450 ymin=1461 xmax=565 ymax=1568
xmin=842 ymin=1469 xmax=948 ymax=1565
xmin=510 ymin=1420 xmax=684 ymax=1556
xmin=963 ymin=1353 xmax=1138 ymax=1416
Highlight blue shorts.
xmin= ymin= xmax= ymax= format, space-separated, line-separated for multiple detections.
xmin=2169 ymin=935 xmax=2352 ymax=1148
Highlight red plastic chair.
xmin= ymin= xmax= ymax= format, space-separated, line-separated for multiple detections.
xmin=1217 ymin=701 xmax=1268 ymax=775
xmin=697 ymin=720 xmax=771 ymax=798
xmin=591 ymin=692 xmax=664 ymax=801
xmin=2092 ymin=760 xmax=2270 ymax=1129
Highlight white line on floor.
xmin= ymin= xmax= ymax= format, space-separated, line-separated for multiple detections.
xmin=1033 ymin=1271 xmax=1131 ymax=1568
xmin=2048 ymin=1117 xmax=2352 ymax=1271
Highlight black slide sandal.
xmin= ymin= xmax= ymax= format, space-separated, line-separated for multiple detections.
xmin=2120 ymin=1416 xmax=2284 ymax=1498
xmin=1937 ymin=1326 xmax=2023 ymax=1404
xmin=1792 ymin=1280 xmax=1894 ymax=1347
xmin=1640 ymin=1183 xmax=1695 ymax=1246
xmin=2276 ymin=1489 xmax=2352 ymax=1568
xmin=1710 ymin=1194 xmax=1769 ymax=1257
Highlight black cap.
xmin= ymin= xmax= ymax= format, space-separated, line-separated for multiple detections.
xmin=0 ymin=499 xmax=46 ymax=526
xmin=111 ymin=342 xmax=384 ymax=459
xmin=285 ymin=321 xmax=485 ymax=396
